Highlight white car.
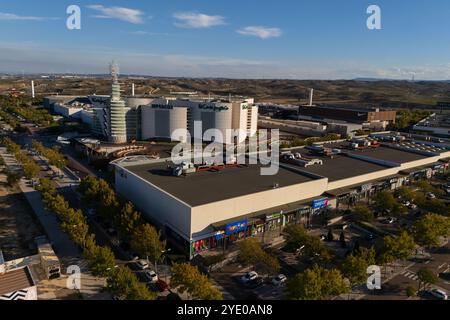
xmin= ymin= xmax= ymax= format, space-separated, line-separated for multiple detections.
xmin=136 ymin=259 xmax=149 ymax=270
xmin=272 ymin=274 xmax=287 ymax=286
xmin=240 ymin=271 xmax=258 ymax=284
xmin=429 ymin=289 xmax=448 ymax=300
xmin=144 ymin=270 xmax=158 ymax=283
xmin=427 ymin=193 xmax=436 ymax=200
xmin=385 ymin=217 xmax=396 ymax=224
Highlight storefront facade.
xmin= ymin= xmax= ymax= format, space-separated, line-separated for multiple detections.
xmin=189 ymin=204 xmax=315 ymax=258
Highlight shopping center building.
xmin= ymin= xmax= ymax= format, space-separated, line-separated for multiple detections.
xmin=113 ymin=134 xmax=450 ymax=259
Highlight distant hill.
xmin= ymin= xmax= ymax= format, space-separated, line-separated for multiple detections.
xmin=1 ymin=77 xmax=449 ymax=108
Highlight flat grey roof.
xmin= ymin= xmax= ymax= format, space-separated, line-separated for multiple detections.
xmin=297 ymin=154 xmax=389 ymax=182
xmin=348 ymin=146 xmax=428 ymax=164
xmin=126 ymin=163 xmax=315 ymax=206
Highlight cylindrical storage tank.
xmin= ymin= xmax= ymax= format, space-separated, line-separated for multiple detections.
xmin=196 ymin=102 xmax=233 ymax=144
xmin=141 ymin=102 xmax=188 ymax=142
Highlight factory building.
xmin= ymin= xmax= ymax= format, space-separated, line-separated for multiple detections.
xmin=112 ymin=134 xmax=450 ymax=259
xmin=297 ymin=105 xmax=397 ymax=129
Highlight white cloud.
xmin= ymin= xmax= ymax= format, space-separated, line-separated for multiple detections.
xmin=129 ymin=31 xmax=171 ymax=36
xmin=173 ymin=12 xmax=225 ymax=29
xmin=0 ymin=12 xmax=57 ymax=21
xmin=87 ymin=5 xmax=145 ymax=24
xmin=237 ymin=26 xmax=282 ymax=39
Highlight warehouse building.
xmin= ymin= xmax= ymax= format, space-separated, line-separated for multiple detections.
xmin=113 ymin=135 xmax=450 ymax=259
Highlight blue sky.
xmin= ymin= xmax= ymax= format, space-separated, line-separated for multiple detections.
xmin=0 ymin=0 xmax=449 ymax=79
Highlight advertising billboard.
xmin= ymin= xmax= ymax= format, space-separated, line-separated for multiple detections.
xmin=312 ymin=198 xmax=329 ymax=210
xmin=225 ymin=220 xmax=248 ymax=235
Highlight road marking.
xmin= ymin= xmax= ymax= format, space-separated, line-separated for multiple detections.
xmin=438 ymin=263 xmax=446 ymax=269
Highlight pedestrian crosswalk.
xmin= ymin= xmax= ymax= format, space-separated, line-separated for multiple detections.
xmin=401 ymin=270 xmax=419 ymax=281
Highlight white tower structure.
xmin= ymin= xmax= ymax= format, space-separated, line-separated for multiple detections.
xmin=31 ymin=81 xmax=35 ymax=98
xmin=308 ymin=88 xmax=314 ymax=106
xmin=132 ymin=83 xmax=135 ymax=96
xmin=108 ymin=61 xmax=127 ymax=144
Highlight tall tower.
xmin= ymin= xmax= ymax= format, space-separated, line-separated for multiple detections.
xmin=108 ymin=61 xmax=127 ymax=144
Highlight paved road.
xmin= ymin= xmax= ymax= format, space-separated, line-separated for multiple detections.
xmin=362 ymin=240 xmax=450 ymax=300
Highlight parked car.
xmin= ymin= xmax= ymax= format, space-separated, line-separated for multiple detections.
xmin=385 ymin=217 xmax=397 ymax=224
xmin=272 ymin=274 xmax=287 ymax=286
xmin=428 ymin=289 xmax=448 ymax=300
xmin=144 ymin=270 xmax=158 ymax=283
xmin=156 ymin=279 xmax=169 ymax=292
xmin=136 ymin=259 xmax=149 ymax=270
xmin=402 ymin=201 xmax=411 ymax=207
xmin=427 ymin=192 xmax=436 ymax=200
xmin=246 ymin=277 xmax=264 ymax=289
xmin=366 ymin=233 xmax=375 ymax=241
xmin=240 ymin=271 xmax=258 ymax=284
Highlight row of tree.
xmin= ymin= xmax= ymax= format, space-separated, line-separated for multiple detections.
xmin=36 ymin=178 xmax=156 ymax=300
xmin=78 ymin=176 xmax=167 ymax=264
xmin=78 ymin=175 xmax=223 ymax=300
xmin=31 ymin=139 xmax=67 ymax=169
xmin=1 ymin=137 xmax=41 ymax=182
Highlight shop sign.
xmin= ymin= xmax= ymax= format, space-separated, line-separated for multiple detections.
xmin=266 ymin=213 xmax=282 ymax=221
xmin=225 ymin=220 xmax=248 ymax=235
xmin=298 ymin=207 xmax=311 ymax=214
xmin=214 ymin=231 xmax=224 ymax=240
xmin=312 ymin=198 xmax=329 ymax=209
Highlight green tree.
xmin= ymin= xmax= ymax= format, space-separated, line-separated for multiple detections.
xmin=117 ymin=202 xmax=142 ymax=237
xmin=411 ymin=214 xmax=450 ymax=248
xmin=353 ymin=205 xmax=374 ymax=222
xmin=6 ymin=170 xmax=21 ymax=186
xmin=60 ymin=209 xmax=90 ymax=246
xmin=406 ymin=286 xmax=417 ymax=298
xmin=130 ymin=223 xmax=166 ymax=264
xmin=417 ymin=267 xmax=438 ymax=291
xmin=97 ymin=188 xmax=119 ymax=220
xmin=23 ymin=161 xmax=40 ymax=180
xmin=340 ymin=247 xmax=376 ymax=287
xmin=83 ymin=236 xmax=116 ymax=277
xmin=374 ymin=191 xmax=397 ymax=213
xmin=170 ymin=263 xmax=223 ymax=300
xmin=283 ymin=224 xmax=309 ymax=251
xmin=286 ymin=265 xmax=349 ymax=300
xmin=238 ymin=238 xmax=280 ymax=275
xmin=340 ymin=254 xmax=368 ymax=287
xmin=417 ymin=180 xmax=433 ymax=193
xmin=106 ymin=266 xmax=157 ymax=300
xmin=36 ymin=178 xmax=56 ymax=195
xmin=378 ymin=231 xmax=415 ymax=265
xmin=395 ymin=186 xmax=415 ymax=202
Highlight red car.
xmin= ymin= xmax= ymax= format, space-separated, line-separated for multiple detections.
xmin=156 ymin=279 xmax=169 ymax=292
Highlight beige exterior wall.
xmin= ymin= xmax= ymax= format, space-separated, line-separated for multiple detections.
xmin=399 ymin=151 xmax=450 ymax=171
xmin=115 ymin=166 xmax=193 ymax=240
xmin=326 ymin=168 xmax=400 ymax=191
xmin=190 ymin=178 xmax=328 ymax=236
